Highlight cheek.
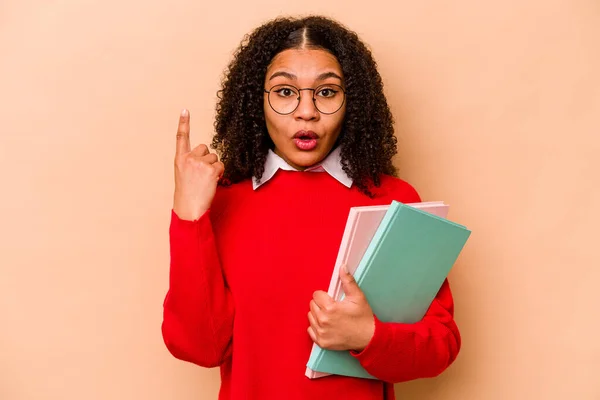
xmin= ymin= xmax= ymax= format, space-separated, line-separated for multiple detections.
xmin=327 ymin=111 xmax=346 ymax=136
xmin=263 ymin=101 xmax=276 ymax=129
xmin=263 ymin=105 xmax=286 ymax=140
xmin=338 ymin=107 xmax=347 ymax=126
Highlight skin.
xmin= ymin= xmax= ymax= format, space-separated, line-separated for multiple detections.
xmin=172 ymin=48 xmax=375 ymax=353
xmin=263 ymin=48 xmax=346 ymax=170
xmin=309 ymin=265 xmax=376 ymax=352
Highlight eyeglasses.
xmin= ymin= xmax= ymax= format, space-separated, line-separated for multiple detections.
xmin=264 ymin=84 xmax=346 ymax=115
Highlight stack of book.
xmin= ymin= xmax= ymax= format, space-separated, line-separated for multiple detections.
xmin=305 ymin=200 xmax=471 ymax=379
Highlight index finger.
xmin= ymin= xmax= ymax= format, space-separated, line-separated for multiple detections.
xmin=176 ymin=109 xmax=191 ymax=155
xmin=312 ymin=291 xmax=334 ymax=308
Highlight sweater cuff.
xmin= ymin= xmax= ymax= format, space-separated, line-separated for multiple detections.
xmin=170 ymin=209 xmax=210 ymax=228
xmin=350 ymin=315 xmax=396 ymax=368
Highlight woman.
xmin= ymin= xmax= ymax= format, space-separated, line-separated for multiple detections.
xmin=162 ymin=15 xmax=460 ymax=400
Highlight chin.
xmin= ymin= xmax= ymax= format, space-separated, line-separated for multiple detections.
xmin=288 ymin=151 xmax=326 ymax=169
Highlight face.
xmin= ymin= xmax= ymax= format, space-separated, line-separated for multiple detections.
xmin=263 ymin=48 xmax=346 ymax=170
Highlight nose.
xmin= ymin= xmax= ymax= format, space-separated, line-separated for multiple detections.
xmin=293 ymin=90 xmax=319 ymax=121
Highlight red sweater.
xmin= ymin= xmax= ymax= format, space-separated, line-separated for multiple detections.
xmin=162 ymin=170 xmax=461 ymax=400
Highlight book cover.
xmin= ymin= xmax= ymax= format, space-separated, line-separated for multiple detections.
xmin=306 ymin=201 xmax=470 ymax=379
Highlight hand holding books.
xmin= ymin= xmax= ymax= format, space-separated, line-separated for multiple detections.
xmin=307 ymin=265 xmax=375 ymax=352
xmin=305 ymin=200 xmax=471 ymax=380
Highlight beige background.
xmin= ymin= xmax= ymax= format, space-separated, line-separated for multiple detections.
xmin=1 ymin=0 xmax=599 ymax=399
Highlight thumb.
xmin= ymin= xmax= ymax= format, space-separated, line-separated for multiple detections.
xmin=340 ymin=264 xmax=362 ymax=298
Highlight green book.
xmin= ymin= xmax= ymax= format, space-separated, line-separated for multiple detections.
xmin=305 ymin=200 xmax=471 ymax=379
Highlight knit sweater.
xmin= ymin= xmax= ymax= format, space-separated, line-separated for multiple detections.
xmin=161 ymin=170 xmax=461 ymax=400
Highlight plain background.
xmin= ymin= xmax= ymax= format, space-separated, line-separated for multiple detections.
xmin=1 ymin=0 xmax=599 ymax=399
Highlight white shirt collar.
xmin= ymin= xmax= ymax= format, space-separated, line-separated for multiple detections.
xmin=252 ymin=146 xmax=353 ymax=190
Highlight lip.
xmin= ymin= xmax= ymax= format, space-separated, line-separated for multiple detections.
xmin=293 ymin=130 xmax=318 ymax=139
xmin=292 ymin=130 xmax=318 ymax=151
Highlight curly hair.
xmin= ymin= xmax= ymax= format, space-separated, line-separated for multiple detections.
xmin=212 ymin=15 xmax=398 ymax=196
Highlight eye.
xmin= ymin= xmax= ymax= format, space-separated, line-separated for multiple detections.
xmin=316 ymin=87 xmax=338 ymax=98
xmin=273 ymin=86 xmax=298 ymax=98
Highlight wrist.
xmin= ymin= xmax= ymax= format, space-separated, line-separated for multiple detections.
xmin=352 ymin=315 xmax=376 ymax=352
xmin=172 ymin=205 xmax=208 ymax=221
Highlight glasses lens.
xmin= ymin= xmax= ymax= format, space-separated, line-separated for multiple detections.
xmin=268 ymin=85 xmax=300 ymax=114
xmin=314 ymin=84 xmax=345 ymax=114
xmin=267 ymin=84 xmax=346 ymax=114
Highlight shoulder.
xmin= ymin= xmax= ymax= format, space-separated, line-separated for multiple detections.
xmin=371 ymin=174 xmax=422 ymax=204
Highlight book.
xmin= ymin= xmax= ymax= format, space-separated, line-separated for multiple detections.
xmin=305 ymin=200 xmax=470 ymax=379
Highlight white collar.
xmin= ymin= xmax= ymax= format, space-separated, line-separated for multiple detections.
xmin=252 ymin=146 xmax=353 ymax=190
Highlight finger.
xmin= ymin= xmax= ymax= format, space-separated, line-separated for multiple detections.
xmin=313 ymin=291 xmax=335 ymax=310
xmin=340 ymin=264 xmax=362 ymax=298
xmin=201 ymin=153 xmax=218 ymax=164
xmin=307 ymin=326 xmax=318 ymax=343
xmin=213 ymin=161 xmax=225 ymax=178
xmin=309 ymin=300 xmax=324 ymax=326
xmin=307 ymin=311 xmax=320 ymax=329
xmin=191 ymin=143 xmax=210 ymax=157
xmin=176 ymin=109 xmax=191 ymax=156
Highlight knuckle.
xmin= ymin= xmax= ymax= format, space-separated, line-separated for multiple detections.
xmin=206 ymin=164 xmax=218 ymax=175
xmin=206 ymin=154 xmax=218 ymax=165
xmin=310 ymin=301 xmax=318 ymax=313
xmin=197 ymin=162 xmax=210 ymax=172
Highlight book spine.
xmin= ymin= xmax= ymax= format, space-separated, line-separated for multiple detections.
xmin=346 ymin=201 xmax=400 ymax=294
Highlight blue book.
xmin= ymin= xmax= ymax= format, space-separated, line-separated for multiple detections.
xmin=305 ymin=200 xmax=471 ymax=379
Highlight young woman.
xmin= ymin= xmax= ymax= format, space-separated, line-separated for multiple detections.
xmin=162 ymin=15 xmax=461 ymax=400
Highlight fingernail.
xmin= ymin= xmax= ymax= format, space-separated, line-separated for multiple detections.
xmin=181 ymin=109 xmax=188 ymax=117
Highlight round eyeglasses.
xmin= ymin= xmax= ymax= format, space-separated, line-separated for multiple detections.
xmin=264 ymin=84 xmax=346 ymax=115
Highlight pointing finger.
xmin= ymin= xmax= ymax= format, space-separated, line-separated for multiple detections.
xmin=176 ymin=109 xmax=191 ymax=156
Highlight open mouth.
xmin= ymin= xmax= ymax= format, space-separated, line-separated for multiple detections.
xmin=293 ymin=130 xmax=318 ymax=151
xmin=294 ymin=131 xmax=318 ymax=140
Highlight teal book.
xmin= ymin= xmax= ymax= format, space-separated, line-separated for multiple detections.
xmin=305 ymin=200 xmax=471 ymax=379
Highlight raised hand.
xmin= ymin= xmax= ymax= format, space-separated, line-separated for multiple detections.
xmin=307 ymin=265 xmax=375 ymax=352
xmin=172 ymin=109 xmax=224 ymax=221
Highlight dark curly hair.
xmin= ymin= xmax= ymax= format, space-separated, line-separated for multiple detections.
xmin=212 ymin=15 xmax=398 ymax=196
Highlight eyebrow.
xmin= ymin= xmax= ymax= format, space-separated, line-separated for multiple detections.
xmin=268 ymin=71 xmax=343 ymax=82
xmin=316 ymin=72 xmax=343 ymax=82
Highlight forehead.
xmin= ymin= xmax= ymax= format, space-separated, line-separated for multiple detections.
xmin=266 ymin=49 xmax=343 ymax=79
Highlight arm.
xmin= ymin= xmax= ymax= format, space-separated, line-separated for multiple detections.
xmin=161 ymin=209 xmax=234 ymax=368
xmin=308 ymin=179 xmax=460 ymax=381
xmin=350 ymin=279 xmax=461 ymax=383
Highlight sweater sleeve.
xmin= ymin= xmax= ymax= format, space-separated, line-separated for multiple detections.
xmin=350 ymin=279 xmax=461 ymax=383
xmin=161 ymin=209 xmax=234 ymax=368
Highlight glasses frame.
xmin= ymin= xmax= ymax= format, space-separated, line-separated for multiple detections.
xmin=263 ymin=83 xmax=346 ymax=115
